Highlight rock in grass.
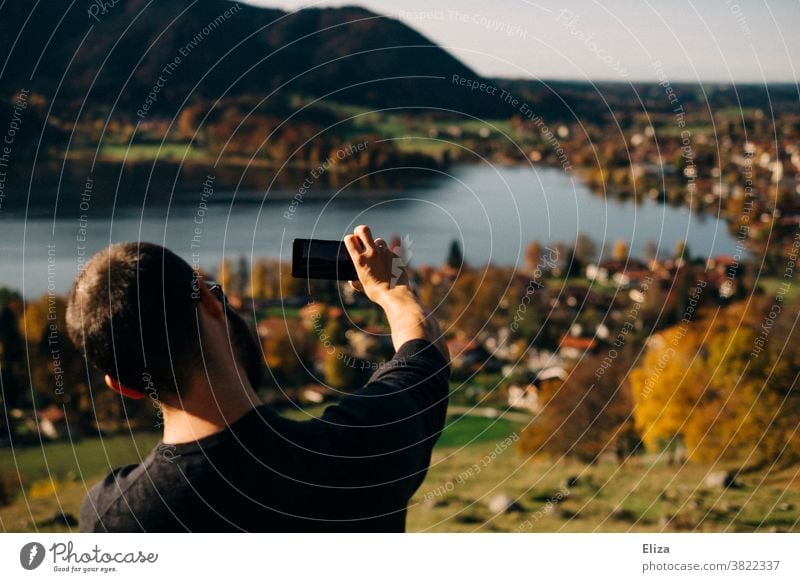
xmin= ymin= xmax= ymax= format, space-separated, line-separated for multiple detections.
xmin=487 ymin=493 xmax=524 ymax=514
xmin=454 ymin=513 xmax=484 ymax=525
xmin=610 ymin=505 xmax=637 ymax=522
xmin=705 ymin=470 xmax=741 ymax=489
xmin=659 ymin=513 xmax=697 ymax=531
xmin=37 ymin=511 xmax=78 ymax=528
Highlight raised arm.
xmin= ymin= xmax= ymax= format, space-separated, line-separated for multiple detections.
xmin=343 ymin=224 xmax=449 ymax=362
xmin=285 ymin=226 xmax=450 ymax=497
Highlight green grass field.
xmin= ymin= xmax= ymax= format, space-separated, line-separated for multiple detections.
xmin=98 ymin=143 xmax=206 ymax=161
xmin=2 ymin=414 xmax=799 ymax=532
xmin=408 ymin=440 xmax=800 ymax=532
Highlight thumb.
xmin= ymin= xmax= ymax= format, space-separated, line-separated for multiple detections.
xmin=349 ymin=280 xmax=364 ymax=293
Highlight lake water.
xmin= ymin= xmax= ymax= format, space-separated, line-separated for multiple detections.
xmin=0 ymin=165 xmax=738 ymax=297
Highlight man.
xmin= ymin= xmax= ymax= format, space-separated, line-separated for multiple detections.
xmin=66 ymin=225 xmax=449 ymax=532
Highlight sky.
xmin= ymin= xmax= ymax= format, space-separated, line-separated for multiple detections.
xmin=243 ymin=0 xmax=800 ymax=83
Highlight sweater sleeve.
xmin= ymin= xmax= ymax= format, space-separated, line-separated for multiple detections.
xmin=309 ymin=339 xmax=450 ymax=490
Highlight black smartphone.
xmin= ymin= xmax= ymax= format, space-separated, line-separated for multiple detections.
xmin=291 ymin=238 xmax=358 ymax=281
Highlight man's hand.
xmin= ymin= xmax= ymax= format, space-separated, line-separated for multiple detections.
xmin=344 ymin=225 xmax=448 ymax=361
xmin=343 ymin=224 xmax=408 ymax=304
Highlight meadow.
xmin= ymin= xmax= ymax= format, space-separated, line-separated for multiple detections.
xmin=2 ymin=413 xmax=798 ymax=532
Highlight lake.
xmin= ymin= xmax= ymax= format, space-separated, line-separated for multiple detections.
xmin=0 ymin=165 xmax=738 ymax=297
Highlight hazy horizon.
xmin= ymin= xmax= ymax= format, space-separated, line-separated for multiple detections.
xmin=243 ymin=0 xmax=800 ymax=84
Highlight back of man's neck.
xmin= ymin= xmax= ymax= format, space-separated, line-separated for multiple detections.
xmin=160 ymin=377 xmax=260 ymax=445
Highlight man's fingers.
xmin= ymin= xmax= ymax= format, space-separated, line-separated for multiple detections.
xmin=344 ymin=236 xmax=364 ymax=291
xmin=343 ymin=234 xmax=363 ymax=257
xmin=354 ymin=225 xmax=376 ymax=251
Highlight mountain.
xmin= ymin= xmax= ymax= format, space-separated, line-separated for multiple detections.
xmin=0 ymin=1 xmax=500 ymax=116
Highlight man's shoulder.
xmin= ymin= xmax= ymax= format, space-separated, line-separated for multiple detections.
xmin=80 ymin=462 xmax=141 ymax=532
xmin=79 ymin=450 xmax=183 ymax=532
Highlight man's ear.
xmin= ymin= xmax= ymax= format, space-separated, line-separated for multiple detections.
xmin=197 ymin=277 xmax=224 ymax=319
xmin=104 ymin=374 xmax=146 ymax=400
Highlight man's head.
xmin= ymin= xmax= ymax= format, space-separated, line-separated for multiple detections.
xmin=66 ymin=242 xmax=263 ymax=401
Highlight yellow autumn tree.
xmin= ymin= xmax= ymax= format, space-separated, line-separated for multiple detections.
xmin=631 ymin=300 xmax=800 ymax=467
xmin=612 ymin=239 xmax=629 ymax=262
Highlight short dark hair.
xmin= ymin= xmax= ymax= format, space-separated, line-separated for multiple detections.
xmin=66 ymin=242 xmax=200 ymax=393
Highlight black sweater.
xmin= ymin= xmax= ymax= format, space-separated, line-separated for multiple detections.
xmin=79 ymin=339 xmax=449 ymax=532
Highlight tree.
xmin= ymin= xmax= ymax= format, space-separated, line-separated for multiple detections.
xmin=22 ymin=295 xmax=105 ymax=435
xmin=630 ymin=300 xmax=800 ymax=467
xmin=574 ymin=233 xmax=597 ymax=267
xmin=323 ymin=350 xmax=355 ymax=391
xmin=444 ymin=266 xmax=513 ymax=337
xmin=279 ymin=262 xmax=306 ymax=299
xmin=446 ymin=239 xmax=463 ymax=270
xmin=519 ymin=351 xmax=639 ymax=464
xmin=612 ymin=239 xmax=629 ymax=262
xmin=217 ymin=258 xmax=234 ymax=294
xmin=261 ymin=319 xmax=313 ymax=385
xmin=236 ymin=255 xmax=250 ymax=298
xmin=674 ymin=240 xmax=690 ymax=265
xmin=551 ymin=241 xmax=567 ymax=277
xmin=525 ymin=241 xmax=542 ymax=273
xmin=323 ymin=312 xmax=348 ymax=345
xmin=251 ymin=259 xmax=270 ymax=300
xmin=670 ymin=265 xmax=694 ymax=324
xmin=644 ymin=240 xmax=658 ymax=263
